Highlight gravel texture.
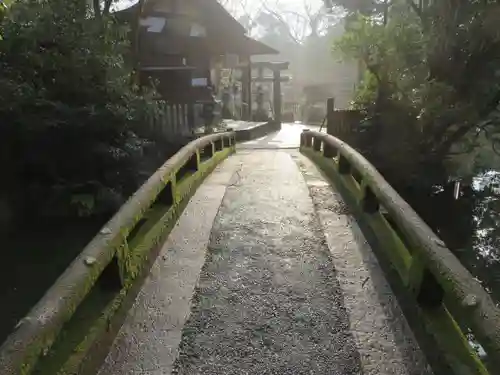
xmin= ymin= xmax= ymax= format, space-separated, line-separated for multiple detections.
xmin=98 ymin=157 xmax=243 ymax=375
xmin=173 ymin=151 xmax=362 ymax=375
xmin=292 ymin=152 xmax=433 ymax=375
xmin=98 ymin=144 xmax=432 ymax=375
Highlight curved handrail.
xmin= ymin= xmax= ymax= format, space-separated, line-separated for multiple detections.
xmin=301 ymin=130 xmax=500 ymax=371
xmin=0 ymin=131 xmax=235 ymax=374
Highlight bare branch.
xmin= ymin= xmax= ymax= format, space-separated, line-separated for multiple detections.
xmin=260 ymin=1 xmax=302 ymax=44
xmin=405 ymin=0 xmax=430 ymax=30
xmin=406 ymin=0 xmax=422 ymax=17
xmin=225 ymin=0 xmax=327 ymax=41
xmin=103 ymin=0 xmax=113 ymax=15
xmin=221 ymin=0 xmax=262 ymax=35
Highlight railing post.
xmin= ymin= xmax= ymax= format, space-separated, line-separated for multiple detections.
xmin=323 ymin=140 xmax=336 ymax=158
xmin=313 ymin=136 xmax=322 ymax=152
xmin=226 ymin=128 xmax=234 ymax=148
xmin=305 ymin=130 xmax=312 ymax=148
xmin=230 ymin=131 xmax=236 ymax=148
xmin=196 ymin=149 xmax=201 ymax=169
xmin=301 ymin=129 xmax=311 ymax=148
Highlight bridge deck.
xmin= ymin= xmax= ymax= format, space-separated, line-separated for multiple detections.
xmin=98 ymin=127 xmax=431 ymax=375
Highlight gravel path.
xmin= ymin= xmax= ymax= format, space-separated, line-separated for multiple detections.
xmin=292 ymin=153 xmax=432 ymax=375
xmin=98 ymin=157 xmax=243 ymax=375
xmin=173 ymin=151 xmax=362 ymax=375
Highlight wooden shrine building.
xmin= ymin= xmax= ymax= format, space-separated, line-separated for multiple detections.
xmin=117 ymin=0 xmax=279 ymax=128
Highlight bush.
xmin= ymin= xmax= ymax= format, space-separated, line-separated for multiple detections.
xmin=0 ymin=0 xmax=160 ymax=221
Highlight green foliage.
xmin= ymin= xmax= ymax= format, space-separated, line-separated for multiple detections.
xmin=350 ymin=70 xmax=377 ymax=108
xmin=332 ymin=0 xmax=500 ymax=185
xmin=0 ymin=0 xmax=160 ymax=219
xmin=0 ymin=0 xmax=12 ymax=39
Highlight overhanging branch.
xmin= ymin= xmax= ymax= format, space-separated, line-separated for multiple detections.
xmin=103 ymin=0 xmax=113 ymax=15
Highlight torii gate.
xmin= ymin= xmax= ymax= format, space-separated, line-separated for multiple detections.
xmin=238 ymin=61 xmax=290 ymax=124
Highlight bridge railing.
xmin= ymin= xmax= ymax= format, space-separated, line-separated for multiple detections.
xmin=301 ymin=130 xmax=500 ymax=375
xmin=0 ymin=132 xmax=236 ymax=375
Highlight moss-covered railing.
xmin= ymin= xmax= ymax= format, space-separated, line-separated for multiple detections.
xmin=0 ymin=131 xmax=236 ymax=375
xmin=300 ymin=130 xmax=500 ymax=375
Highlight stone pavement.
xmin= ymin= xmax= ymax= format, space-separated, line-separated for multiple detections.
xmin=238 ymin=122 xmax=323 ymax=149
xmin=173 ymin=152 xmax=361 ymax=375
xmin=221 ymin=120 xmax=268 ymax=131
xmin=98 ymin=126 xmax=432 ymax=375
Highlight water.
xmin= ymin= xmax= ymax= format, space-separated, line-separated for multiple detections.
xmin=403 ymin=171 xmax=500 ymax=305
xmin=468 ymin=171 xmax=500 ymax=302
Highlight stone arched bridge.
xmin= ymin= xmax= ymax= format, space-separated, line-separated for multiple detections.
xmin=0 ymin=123 xmax=499 ymax=375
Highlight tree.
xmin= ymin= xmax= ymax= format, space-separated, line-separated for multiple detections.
xmin=331 ymin=0 xmax=500 ymax=186
xmin=93 ymin=0 xmax=113 ymax=17
xmin=0 ymin=0 xmax=12 ymax=39
xmin=0 ymin=0 xmax=160 ymax=220
xmin=221 ymin=0 xmax=330 ymax=42
xmin=221 ymin=0 xmax=353 ymax=118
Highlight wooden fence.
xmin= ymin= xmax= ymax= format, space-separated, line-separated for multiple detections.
xmin=148 ymin=101 xmax=196 ymax=138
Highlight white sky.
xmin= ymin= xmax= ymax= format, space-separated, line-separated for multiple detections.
xmin=113 ymin=0 xmax=325 ymax=17
xmin=113 ymin=0 xmax=138 ymax=12
xmin=223 ymin=0 xmax=324 ymax=18
xmin=222 ymin=0 xmax=328 ymax=41
xmin=113 ymin=0 xmax=329 ymax=41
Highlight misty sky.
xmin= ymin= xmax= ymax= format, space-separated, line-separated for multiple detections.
xmin=114 ymin=0 xmax=324 ymax=18
xmin=225 ymin=0 xmax=324 ymax=18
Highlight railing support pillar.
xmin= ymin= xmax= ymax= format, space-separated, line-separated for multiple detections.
xmin=313 ymin=137 xmax=322 ymax=152
xmin=323 ymin=142 xmax=336 ymax=158
xmin=301 ymin=129 xmax=312 ymax=148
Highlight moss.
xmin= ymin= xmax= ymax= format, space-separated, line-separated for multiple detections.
xmin=301 ymin=146 xmax=490 ymax=375
xmin=423 ymin=305 xmax=489 ymax=375
xmin=12 ymin=144 xmax=234 ymax=375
